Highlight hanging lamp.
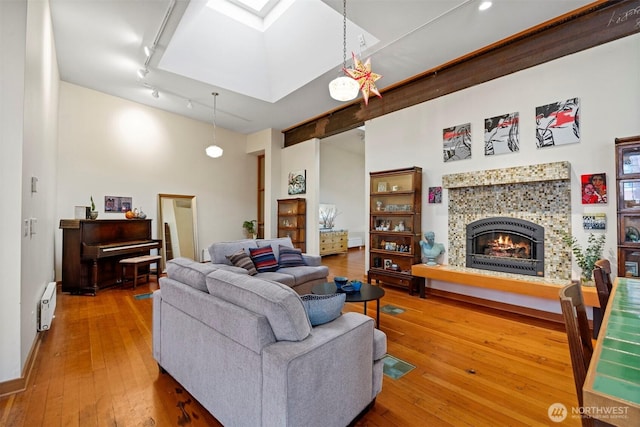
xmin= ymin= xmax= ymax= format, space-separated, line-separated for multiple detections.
xmin=328 ymin=0 xmax=359 ymax=101
xmin=205 ymin=92 xmax=223 ymax=158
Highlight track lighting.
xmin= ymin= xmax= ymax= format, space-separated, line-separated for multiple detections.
xmin=144 ymin=45 xmax=154 ymax=57
xmin=137 ymin=68 xmax=149 ymax=79
xmin=187 ymin=100 xmax=193 ymax=109
xmin=151 ymin=88 xmax=159 ymax=99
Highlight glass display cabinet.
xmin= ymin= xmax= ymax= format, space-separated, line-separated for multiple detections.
xmin=368 ymin=167 xmax=423 ymax=294
xmin=616 ymin=135 xmax=640 ymax=277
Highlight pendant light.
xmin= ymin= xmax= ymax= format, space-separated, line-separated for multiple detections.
xmin=205 ymin=92 xmax=223 ymax=158
xmin=328 ymin=0 xmax=359 ymax=101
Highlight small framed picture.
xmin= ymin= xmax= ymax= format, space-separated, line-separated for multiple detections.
xmin=377 ymin=182 xmax=388 ymax=192
xmin=384 ymin=259 xmax=393 ymax=269
xmin=625 ymin=261 xmax=638 ymax=277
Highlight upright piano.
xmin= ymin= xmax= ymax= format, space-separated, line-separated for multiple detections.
xmin=60 ymin=219 xmax=162 ymax=295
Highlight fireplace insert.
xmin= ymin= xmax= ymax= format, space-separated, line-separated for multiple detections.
xmin=466 ymin=217 xmax=544 ymax=277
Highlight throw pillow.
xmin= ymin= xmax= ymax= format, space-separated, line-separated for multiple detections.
xmin=278 ymin=245 xmax=306 ymax=268
xmin=249 ymin=246 xmax=279 ymax=273
xmin=300 ymin=293 xmax=346 ymax=326
xmin=225 ymin=249 xmax=258 ymax=275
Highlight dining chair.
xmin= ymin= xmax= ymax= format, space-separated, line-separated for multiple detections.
xmin=592 ymin=259 xmax=613 ymax=339
xmin=559 ymin=283 xmax=594 ymax=426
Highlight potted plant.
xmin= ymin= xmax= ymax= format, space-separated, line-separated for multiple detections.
xmin=243 ymin=220 xmax=257 ymax=239
xmin=89 ymin=196 xmax=99 ymax=219
xmin=561 ymin=232 xmax=606 ymax=285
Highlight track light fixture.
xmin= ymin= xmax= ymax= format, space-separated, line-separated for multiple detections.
xmin=151 ymin=88 xmax=159 ymax=98
xmin=137 ymin=68 xmax=149 ymax=79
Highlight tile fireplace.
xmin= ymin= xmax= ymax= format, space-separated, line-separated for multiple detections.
xmin=443 ymin=161 xmax=571 ymax=279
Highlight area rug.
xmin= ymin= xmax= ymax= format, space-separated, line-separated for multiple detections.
xmin=382 ymin=354 xmax=415 ymax=380
xmin=381 ymin=304 xmax=405 ymax=315
xmin=134 ymin=292 xmax=153 ymax=300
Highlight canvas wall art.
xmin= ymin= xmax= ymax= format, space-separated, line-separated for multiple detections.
xmin=105 ymin=196 xmax=132 ymax=212
xmin=288 ymin=170 xmax=306 ymax=195
xmin=583 ymin=213 xmax=606 ymax=230
xmin=443 ymin=123 xmax=471 ymax=162
xmin=535 ymin=97 xmax=580 ymax=148
xmin=484 ymin=112 xmax=519 ymax=156
xmin=581 ymin=173 xmax=607 ymax=204
xmin=428 ymin=187 xmax=442 ymax=203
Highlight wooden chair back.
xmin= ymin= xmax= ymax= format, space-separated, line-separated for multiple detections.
xmin=593 ymin=259 xmax=612 ymax=312
xmin=559 ymin=283 xmax=594 ymax=411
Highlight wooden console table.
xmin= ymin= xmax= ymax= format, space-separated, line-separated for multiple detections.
xmin=411 ymin=264 xmax=600 ymax=307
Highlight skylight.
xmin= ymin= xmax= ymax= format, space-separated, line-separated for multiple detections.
xmin=207 ymin=0 xmax=293 ymax=31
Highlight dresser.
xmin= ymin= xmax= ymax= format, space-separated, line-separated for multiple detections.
xmin=319 ymin=229 xmax=348 ymax=256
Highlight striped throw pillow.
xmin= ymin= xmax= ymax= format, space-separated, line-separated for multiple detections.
xmin=278 ymin=245 xmax=306 ymax=268
xmin=226 ymin=249 xmax=258 ymax=275
xmin=249 ymin=246 xmax=279 ymax=273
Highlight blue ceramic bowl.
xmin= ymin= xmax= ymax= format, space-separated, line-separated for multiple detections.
xmin=334 ymin=276 xmax=349 ymax=289
xmin=351 ymin=280 xmax=362 ymax=291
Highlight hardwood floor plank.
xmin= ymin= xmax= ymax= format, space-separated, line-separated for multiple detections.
xmin=1 ymin=249 xmax=583 ymax=426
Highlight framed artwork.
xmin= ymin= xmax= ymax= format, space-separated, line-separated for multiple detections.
xmin=443 ymin=123 xmax=471 ymax=162
xmin=288 ymin=170 xmax=306 ymax=195
xmin=484 ymin=112 xmax=519 ymax=156
xmin=377 ymin=182 xmax=388 ymax=192
xmin=581 ymin=173 xmax=607 ymax=204
xmin=583 ymin=213 xmax=606 ymax=230
xmin=535 ymin=97 xmax=580 ymax=148
xmin=384 ymin=259 xmax=393 ymax=269
xmin=105 ymin=196 xmax=132 ymax=212
xmin=428 ymin=187 xmax=442 ymax=203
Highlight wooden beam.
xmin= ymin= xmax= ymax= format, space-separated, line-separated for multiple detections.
xmin=284 ymin=0 xmax=640 ymax=147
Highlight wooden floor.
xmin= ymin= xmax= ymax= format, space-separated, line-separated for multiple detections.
xmin=0 ymin=249 xmax=581 ymax=426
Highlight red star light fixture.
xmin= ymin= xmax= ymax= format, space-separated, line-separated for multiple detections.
xmin=345 ymin=52 xmax=382 ymax=105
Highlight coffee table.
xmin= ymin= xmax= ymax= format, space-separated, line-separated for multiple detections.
xmin=311 ymin=282 xmax=385 ymax=327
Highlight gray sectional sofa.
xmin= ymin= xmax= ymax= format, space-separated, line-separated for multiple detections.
xmin=153 ymin=257 xmax=387 ymax=427
xmin=207 ymin=237 xmax=329 ymax=294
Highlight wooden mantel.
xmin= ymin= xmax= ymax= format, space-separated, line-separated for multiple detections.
xmin=412 ymin=264 xmax=600 ymax=308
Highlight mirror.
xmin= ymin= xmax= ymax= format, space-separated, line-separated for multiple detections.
xmin=158 ymin=194 xmax=198 ymax=272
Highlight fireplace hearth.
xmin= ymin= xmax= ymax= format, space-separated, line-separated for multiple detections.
xmin=466 ymin=217 xmax=544 ymax=277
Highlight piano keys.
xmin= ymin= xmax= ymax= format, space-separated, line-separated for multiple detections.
xmin=60 ymin=219 xmax=162 ymax=295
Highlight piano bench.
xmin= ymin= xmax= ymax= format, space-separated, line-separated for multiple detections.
xmin=119 ymin=255 xmax=162 ymax=289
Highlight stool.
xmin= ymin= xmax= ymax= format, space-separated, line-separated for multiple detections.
xmin=119 ymin=255 xmax=162 ymax=289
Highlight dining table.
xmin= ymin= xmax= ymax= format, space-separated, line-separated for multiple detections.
xmin=583 ymin=277 xmax=640 ymax=426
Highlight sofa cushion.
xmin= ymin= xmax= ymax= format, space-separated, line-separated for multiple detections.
xmin=300 ymin=293 xmax=346 ymax=326
xmin=255 ymin=271 xmax=296 ymax=287
xmin=208 ymin=239 xmax=258 ymax=265
xmin=206 ymin=269 xmax=311 ymax=341
xmin=226 ymin=249 xmax=258 ymax=275
xmin=278 ymin=245 xmax=306 ymax=268
xmin=166 ymin=257 xmax=218 ymax=293
xmin=249 ymin=246 xmax=279 ymax=273
xmin=257 ymin=237 xmax=294 ymax=259
xmin=278 ymin=265 xmax=330 ymax=286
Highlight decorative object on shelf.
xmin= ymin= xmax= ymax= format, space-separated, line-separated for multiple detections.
xmin=443 ymin=123 xmax=472 ymax=162
xmin=345 ymin=52 xmax=382 ymax=105
xmin=535 ymin=97 xmax=580 ymax=148
xmin=242 ymin=220 xmax=257 ymax=239
xmin=205 ymin=92 xmax=224 ymax=158
xmin=89 ymin=196 xmax=98 ymax=219
xmin=419 ymin=231 xmax=445 ymax=265
xmin=287 ymin=170 xmax=306 ymax=195
xmin=328 ymin=0 xmax=359 ymax=102
xmin=561 ymin=231 xmax=606 ymax=285
xmin=376 ymin=200 xmax=383 ymax=211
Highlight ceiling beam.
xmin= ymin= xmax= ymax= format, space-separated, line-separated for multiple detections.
xmin=283 ymin=0 xmax=640 ymax=147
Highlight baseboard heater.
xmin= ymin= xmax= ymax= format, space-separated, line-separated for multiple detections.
xmin=38 ymin=282 xmax=57 ymax=331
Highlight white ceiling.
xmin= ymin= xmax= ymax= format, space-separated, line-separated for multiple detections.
xmin=49 ymin=0 xmax=595 ymax=135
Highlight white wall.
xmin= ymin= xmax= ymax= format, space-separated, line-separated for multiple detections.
xmin=279 ymin=139 xmax=320 ymax=254
xmin=320 ymin=138 xmax=366 ymax=241
xmin=366 ymin=34 xmax=640 ymax=311
xmin=0 ymin=0 xmax=59 ymax=383
xmin=56 ymin=83 xmax=257 ymax=271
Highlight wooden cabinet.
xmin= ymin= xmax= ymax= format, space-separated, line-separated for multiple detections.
xmin=277 ymin=198 xmax=306 ymax=252
xmin=616 ymin=135 xmax=640 ymax=277
xmin=320 ymin=229 xmax=348 ymax=256
xmin=367 ymin=167 xmax=423 ymax=294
